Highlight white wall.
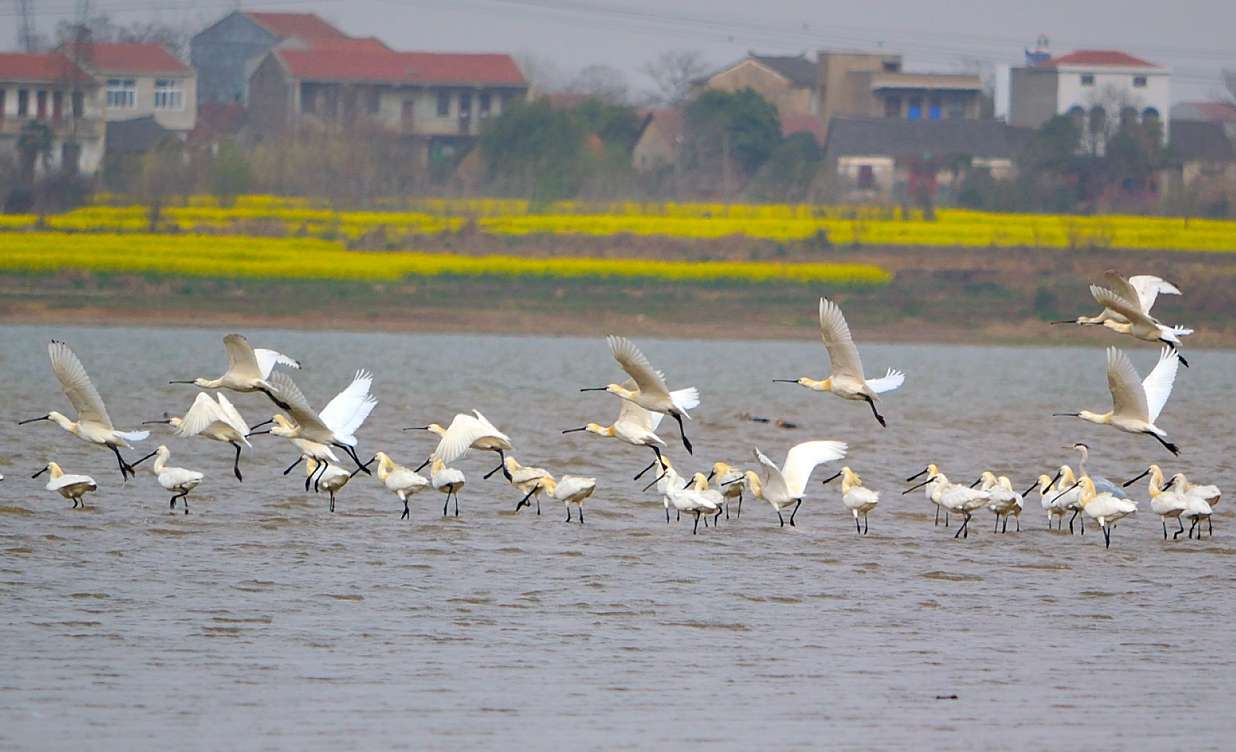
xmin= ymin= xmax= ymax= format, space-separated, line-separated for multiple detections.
xmin=1054 ymin=66 xmax=1170 ymax=140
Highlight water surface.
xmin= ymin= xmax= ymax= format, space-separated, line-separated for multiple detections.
xmin=1 ymin=325 xmax=1234 ymax=749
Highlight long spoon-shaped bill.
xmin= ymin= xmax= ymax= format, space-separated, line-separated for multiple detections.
xmin=349 ymin=456 xmax=376 ymax=479
xmin=1123 ymin=468 xmax=1152 ymax=488
xmin=579 ymin=387 xmax=609 ymax=392
xmin=1161 ymin=476 xmax=1176 ymax=492
xmin=642 ymin=471 xmax=668 ymax=493
xmin=1049 ymin=481 xmax=1081 ymax=506
xmin=130 ymin=450 xmax=158 ymax=468
xmin=32 ymin=465 xmax=49 ymax=478
xmin=168 ymin=380 xmax=196 ymax=385
xmin=249 ymin=418 xmax=274 ymax=431
xmin=402 ymin=426 xmax=431 ymax=432
xmin=903 ymin=476 xmax=937 ymax=495
xmin=17 ymin=415 xmax=50 ymax=425
xmin=905 ymin=467 xmax=929 ymax=483
xmin=821 ymin=471 xmax=842 ymax=485
xmin=561 ymin=427 xmax=587 ymax=434
xmin=771 ymin=379 xmax=799 ymax=384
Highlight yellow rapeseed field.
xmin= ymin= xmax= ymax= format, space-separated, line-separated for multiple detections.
xmin=6 ymin=196 xmax=1236 ymax=251
xmin=0 ymin=232 xmax=891 ymax=287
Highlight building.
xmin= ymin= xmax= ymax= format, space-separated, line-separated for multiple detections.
xmin=632 ymin=108 xmax=683 ymax=172
xmin=697 ymin=50 xmax=985 ymax=139
xmin=1164 ymin=120 xmax=1236 ymax=193
xmin=1007 ymin=50 xmax=1170 ymax=146
xmin=247 ymin=43 xmax=527 ymax=161
xmin=66 ymin=42 xmax=197 ymax=132
xmin=823 ymin=116 xmax=1030 ymax=200
xmin=0 ymin=52 xmax=104 ymax=176
xmin=190 ymin=11 xmax=349 ymax=104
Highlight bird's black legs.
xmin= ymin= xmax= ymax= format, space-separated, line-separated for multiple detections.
xmin=329 ymin=491 xmax=336 ymax=513
xmin=934 ymin=505 xmax=940 ymax=526
xmin=1102 ymin=525 xmax=1111 ymax=548
xmin=1162 ymin=519 xmax=1168 ymax=540
xmin=778 ymin=511 xmax=785 ymax=527
xmin=497 ymin=449 xmax=512 ymax=481
xmin=443 ymin=494 xmax=449 ymax=517
xmin=995 ymin=515 xmax=1001 ymax=533
xmin=714 ymin=507 xmax=722 ymax=526
xmin=954 ymin=513 xmax=970 ymax=539
xmin=863 ymin=513 xmax=869 ymax=535
xmin=454 ymin=491 xmax=459 ymax=517
xmin=401 ymin=499 xmax=410 ymax=520
xmin=672 ymin=412 xmax=693 ymax=455
xmin=312 ymin=460 xmax=328 ymax=493
xmin=945 ymin=512 xmax=949 ymax=527
xmin=578 ymin=507 xmax=583 ymax=525
xmin=1174 ymin=517 xmax=1185 ymax=540
xmin=1145 ymin=431 xmax=1180 ymax=456
xmin=789 ymin=499 xmax=802 ymax=527
xmin=737 ymin=492 xmax=743 ymax=519
xmin=665 ymin=505 xmax=670 ymax=524
xmin=284 ymin=456 xmax=303 ymax=476
xmin=110 ymin=445 xmax=135 ymax=480
xmin=565 ymin=506 xmax=572 ymax=523
xmin=516 ymin=486 xmax=537 ymax=512
xmin=333 ymin=442 xmax=370 ymax=474
xmin=169 ymin=492 xmax=189 ymax=514
xmin=1068 ymin=510 xmax=1078 ymax=535
xmin=231 ymin=442 xmax=244 ymax=482
xmin=692 ymin=510 xmax=701 ymax=534
xmin=855 ymin=513 xmax=862 ymax=533
xmin=536 ymin=497 xmax=541 ymax=515
xmin=862 ymin=395 xmax=887 ymax=428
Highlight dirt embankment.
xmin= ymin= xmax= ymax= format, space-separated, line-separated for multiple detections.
xmin=2 ymin=237 xmax=1233 ymax=347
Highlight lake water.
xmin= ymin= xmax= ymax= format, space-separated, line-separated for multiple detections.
xmin=1 ymin=325 xmax=1234 ymax=750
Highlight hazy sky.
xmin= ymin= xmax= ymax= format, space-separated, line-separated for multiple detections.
xmin=15 ymin=0 xmax=1236 ymax=102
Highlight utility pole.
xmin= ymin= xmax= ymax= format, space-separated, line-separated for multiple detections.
xmin=17 ymin=0 xmax=37 ymax=52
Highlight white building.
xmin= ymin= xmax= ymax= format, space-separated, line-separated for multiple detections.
xmin=0 ymin=52 xmax=106 ymax=176
xmin=1007 ymin=50 xmax=1170 ymax=149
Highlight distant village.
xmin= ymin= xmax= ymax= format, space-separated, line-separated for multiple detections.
xmin=1 ymin=9 xmax=1234 ymax=213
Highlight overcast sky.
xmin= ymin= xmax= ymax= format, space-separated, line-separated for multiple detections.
xmin=13 ymin=0 xmax=1236 ymax=102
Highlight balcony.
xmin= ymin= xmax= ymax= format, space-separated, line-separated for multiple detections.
xmin=0 ymin=116 xmax=104 ymax=139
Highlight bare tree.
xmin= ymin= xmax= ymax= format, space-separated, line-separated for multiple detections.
xmin=513 ymin=52 xmax=565 ymax=96
xmin=641 ymin=50 xmax=709 ymax=105
xmin=56 ymin=13 xmax=191 ymax=58
xmin=565 ymin=64 xmax=630 ymax=103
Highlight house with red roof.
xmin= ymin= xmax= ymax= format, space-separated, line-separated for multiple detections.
xmin=190 ymin=10 xmax=350 ymax=105
xmin=63 ymin=42 xmax=196 ymax=132
xmin=1008 ymin=49 xmax=1170 ymax=146
xmin=247 ymin=42 xmax=527 ymax=161
xmin=0 ymin=51 xmax=105 ymax=176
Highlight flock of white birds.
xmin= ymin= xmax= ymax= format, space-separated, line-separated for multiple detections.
xmin=5 ymin=269 xmax=1222 ymax=547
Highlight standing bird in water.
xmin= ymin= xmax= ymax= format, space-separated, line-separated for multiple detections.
xmin=1054 ymin=346 xmax=1180 ymax=455
xmin=750 ymin=440 xmax=848 ymax=527
xmin=580 ymin=336 xmax=700 ymax=454
xmin=19 ymin=340 xmax=149 ymax=480
xmin=306 ymin=458 xmax=351 ymax=513
xmin=706 ymin=462 xmax=747 ymax=519
xmin=33 ymin=462 xmax=98 ymax=508
xmin=774 ymin=298 xmax=904 ymax=427
xmin=131 ymin=445 xmax=204 ymax=514
xmin=821 ymin=466 xmax=879 ymax=534
xmin=169 ymin=333 xmax=301 ymax=408
xmin=431 ymin=458 xmax=466 ymax=517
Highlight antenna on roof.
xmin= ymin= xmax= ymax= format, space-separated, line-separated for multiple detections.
xmin=16 ymin=0 xmax=37 ymax=52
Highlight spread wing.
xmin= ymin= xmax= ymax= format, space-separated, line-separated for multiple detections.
xmin=1090 ymin=285 xmax=1155 ymax=327
xmin=1141 ymin=347 xmax=1178 ymax=424
xmin=319 ymin=370 xmax=377 ymax=444
xmin=48 ymin=340 xmax=112 ymax=428
xmin=269 ymin=372 xmax=331 ymax=435
xmin=213 ymin=393 xmax=250 ymax=436
xmin=753 ymin=447 xmax=790 ymax=502
xmin=607 ymin=336 xmax=670 ymax=400
xmin=511 ymin=466 xmax=551 ymax=484
xmin=433 ymin=413 xmax=488 ymax=465
xmin=864 ymin=368 xmax=905 ymax=394
xmin=223 ymin=334 xmax=264 ymax=381
xmin=1105 ymin=347 xmax=1149 ymax=423
xmin=176 ymin=392 xmax=224 ymax=438
xmin=615 ymin=379 xmax=662 ymax=430
xmin=1100 ymin=270 xmax=1143 ymax=312
xmin=253 ymin=348 xmax=302 ymax=379
xmin=818 ymin=298 xmax=865 ymax=381
xmin=1128 ymin=275 xmax=1181 ymax=314
xmin=471 ymin=410 xmax=512 ymax=445
xmin=780 ymin=440 xmax=848 ymax=498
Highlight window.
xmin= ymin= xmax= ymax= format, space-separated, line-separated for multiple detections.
xmin=154 ymin=79 xmax=183 ymax=110
xmin=72 ymin=91 xmax=84 ymax=118
xmin=946 ymin=100 xmax=965 ymax=119
xmin=882 ymin=60 xmax=900 ymax=73
xmin=479 ymin=92 xmax=491 ymax=119
xmin=883 ymin=95 xmax=901 ymax=118
xmin=459 ymin=92 xmax=472 ymax=121
xmin=928 ymin=96 xmax=942 ymax=120
xmin=52 ymin=91 xmax=63 ymax=121
xmin=17 ymin=89 xmax=29 ymax=116
xmin=106 ymin=78 xmax=137 ymax=109
xmin=1080 ymin=74 xmax=1094 ymax=86
xmin=437 ymin=90 xmax=450 ymax=117
xmin=857 ymin=164 xmax=875 ymax=189
xmin=36 ymin=90 xmax=47 ymax=120
xmin=401 ymin=99 xmax=415 ymax=128
xmin=1133 ymin=75 xmax=1147 ymax=88
xmin=907 ymin=96 xmax=923 ymax=120
xmin=1142 ymin=107 xmax=1160 ymax=122
xmin=0 ymin=90 xmax=6 ymax=120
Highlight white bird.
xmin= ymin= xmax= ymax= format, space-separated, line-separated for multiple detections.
xmin=267 ymin=370 xmax=378 ymax=486
xmin=364 ymin=451 xmax=430 ymax=520
xmin=1177 ymin=472 xmax=1220 ymax=538
xmin=904 ymin=467 xmax=990 ymax=538
xmin=751 ymin=440 xmax=848 ymax=527
xmin=773 ymin=297 xmax=904 ymax=427
xmin=306 ymin=457 xmax=351 ymax=513
xmin=169 ymin=333 xmax=301 ymax=407
xmin=33 ymin=461 xmax=97 ymax=508
xmin=563 ymin=378 xmax=671 ymax=480
xmin=144 ymin=392 xmax=259 ymax=481
xmin=18 ymin=340 xmax=149 ymax=480
xmin=580 ymin=336 xmax=701 ymax=454
xmin=1073 ymin=476 xmax=1138 ymax=548
xmin=1123 ymin=464 xmax=1187 ymax=539
xmin=1055 ymin=271 xmax=1182 ymax=327
xmin=1055 ymin=346 xmax=1180 ymax=455
xmin=1026 ymin=466 xmax=1079 ymax=531
xmin=821 ymin=466 xmax=879 ymax=534
xmin=684 ymin=471 xmax=726 ymax=525
xmin=407 ymin=410 xmax=513 ymax=480
xmin=132 ymin=445 xmax=204 ymax=515
xmin=974 ymin=471 xmax=1023 ymax=533
xmin=705 ymin=461 xmax=746 ymax=519
xmin=505 ymin=456 xmax=552 ymax=515
xmin=1085 ymin=282 xmax=1192 ymax=365
xmin=651 ymin=465 xmax=721 ymax=534
xmin=1180 ymin=491 xmax=1214 ymax=541
xmin=431 ymin=457 xmax=466 ymax=517
xmin=537 ymin=474 xmax=597 ymax=524
xmin=904 ymin=464 xmax=950 ymax=526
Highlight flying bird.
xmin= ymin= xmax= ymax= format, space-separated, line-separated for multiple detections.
xmin=1054 ymin=346 xmax=1180 ymax=455
xmin=581 ymin=336 xmax=700 ymax=454
xmin=145 ymin=392 xmax=262 ymax=481
xmin=170 ymin=333 xmax=301 ymax=408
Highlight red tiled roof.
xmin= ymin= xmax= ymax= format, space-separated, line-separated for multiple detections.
xmin=276 ymin=48 xmax=526 ymax=86
xmin=1177 ymin=101 xmax=1236 ymax=123
xmin=781 ymin=113 xmax=825 ymax=144
xmin=66 ymin=42 xmax=190 ymax=75
xmin=0 ymin=52 xmax=92 ymax=82
xmin=292 ymin=36 xmax=391 ymax=53
xmin=1044 ymin=50 xmax=1159 ymax=68
xmin=244 ymin=12 xmax=348 ymax=40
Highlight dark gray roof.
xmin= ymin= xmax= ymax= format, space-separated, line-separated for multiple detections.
xmin=105 ymin=116 xmax=177 ymax=154
xmin=1169 ymin=120 xmax=1236 ymax=163
xmin=823 ymin=116 xmax=1032 ymax=161
xmin=749 ymin=54 xmax=817 ymax=87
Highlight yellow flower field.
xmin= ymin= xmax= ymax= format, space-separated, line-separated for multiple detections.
xmin=7 ymin=196 xmax=1236 ymax=251
xmin=0 ymin=232 xmax=891 ymax=287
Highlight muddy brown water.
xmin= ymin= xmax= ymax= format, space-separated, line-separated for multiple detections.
xmin=1 ymin=325 xmax=1233 ymax=749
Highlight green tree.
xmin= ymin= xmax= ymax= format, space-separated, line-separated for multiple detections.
xmin=208 ymin=142 xmax=252 ymax=207
xmin=749 ymin=133 xmax=822 ymax=201
xmin=684 ymin=88 xmax=781 ymax=177
xmin=479 ymin=99 xmax=587 ymax=200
